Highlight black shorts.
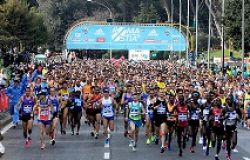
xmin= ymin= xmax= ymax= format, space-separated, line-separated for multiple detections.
xmin=167 ymin=121 xmax=176 ymax=128
xmin=86 ymin=108 xmax=101 ymax=116
xmin=212 ymin=126 xmax=224 ymax=135
xmin=154 ymin=115 xmax=166 ymax=127
xmin=20 ymin=115 xmax=33 ymax=122
xmin=225 ymin=125 xmax=237 ymax=133
xmin=188 ymin=120 xmax=199 ymax=127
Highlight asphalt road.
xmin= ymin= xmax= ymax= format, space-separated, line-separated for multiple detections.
xmin=2 ymin=116 xmax=250 ymax=160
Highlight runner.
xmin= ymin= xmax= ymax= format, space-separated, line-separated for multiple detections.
xmin=223 ymin=97 xmax=239 ymax=160
xmin=176 ymin=95 xmax=189 ymax=157
xmin=33 ymin=91 xmax=54 ymax=150
xmin=154 ymin=89 xmax=168 ymax=153
xmin=49 ymin=87 xmax=60 ymax=145
xmin=126 ymin=93 xmax=145 ymax=152
xmin=145 ymin=88 xmax=156 ymax=145
xmin=210 ymin=98 xmax=224 ymax=160
xmin=59 ymin=81 xmax=69 ymax=134
xmin=121 ymin=83 xmax=134 ymax=137
xmin=100 ymin=87 xmax=116 ymax=145
xmin=17 ymin=87 xmax=36 ymax=147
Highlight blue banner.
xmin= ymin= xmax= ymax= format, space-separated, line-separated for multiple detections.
xmin=65 ymin=23 xmax=187 ymax=51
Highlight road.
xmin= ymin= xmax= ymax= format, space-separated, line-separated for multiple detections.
xmin=2 ymin=115 xmax=250 ymax=160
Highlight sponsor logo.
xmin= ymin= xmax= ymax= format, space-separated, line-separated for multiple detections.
xmin=95 ymin=28 xmax=105 ymax=35
xmin=148 ymin=29 xmax=158 ymax=36
xmin=97 ymin=37 xmax=105 ymax=42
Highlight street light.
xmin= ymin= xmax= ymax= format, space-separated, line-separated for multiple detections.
xmin=87 ymin=0 xmax=113 ymax=19
xmin=87 ymin=0 xmax=113 ymax=59
xmin=242 ymin=0 xmax=245 ymax=78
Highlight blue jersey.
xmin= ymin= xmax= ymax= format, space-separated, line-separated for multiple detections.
xmin=50 ymin=96 xmax=59 ymax=113
xmin=20 ymin=96 xmax=35 ymax=116
xmin=34 ymin=84 xmax=41 ymax=95
xmin=74 ymin=98 xmax=83 ymax=112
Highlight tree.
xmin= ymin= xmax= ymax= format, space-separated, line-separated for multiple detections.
xmin=134 ymin=1 xmax=159 ymax=23
xmin=0 ymin=0 xmax=47 ymax=51
xmin=225 ymin=0 xmax=250 ymax=52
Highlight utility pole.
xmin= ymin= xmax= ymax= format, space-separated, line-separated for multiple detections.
xmin=222 ymin=0 xmax=225 ymax=74
xmin=242 ymin=0 xmax=245 ymax=78
xmin=208 ymin=0 xmax=212 ymax=69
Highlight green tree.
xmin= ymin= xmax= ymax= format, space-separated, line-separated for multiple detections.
xmin=134 ymin=1 xmax=159 ymax=23
xmin=0 ymin=0 xmax=47 ymax=50
xmin=225 ymin=0 xmax=250 ymax=53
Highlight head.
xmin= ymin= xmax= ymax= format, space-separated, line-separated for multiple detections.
xmin=178 ymin=95 xmax=185 ymax=105
xmin=159 ymin=89 xmax=165 ymax=98
xmin=133 ymin=93 xmax=139 ymax=102
xmin=169 ymin=94 xmax=175 ymax=103
xmin=25 ymin=87 xmax=31 ymax=96
xmin=50 ymin=87 xmax=56 ymax=96
xmin=103 ymin=87 xmax=109 ymax=97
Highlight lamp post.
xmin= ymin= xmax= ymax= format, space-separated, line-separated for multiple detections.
xmin=208 ymin=0 xmax=212 ymax=69
xmin=186 ymin=0 xmax=190 ymax=67
xmin=195 ymin=0 xmax=198 ymax=67
xmin=222 ymin=0 xmax=225 ymax=74
xmin=242 ymin=0 xmax=245 ymax=78
xmin=87 ymin=0 xmax=113 ymax=19
xmin=87 ymin=0 xmax=113 ymax=59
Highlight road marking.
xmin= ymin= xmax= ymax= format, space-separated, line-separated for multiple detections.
xmin=104 ymin=152 xmax=110 ymax=159
xmin=1 ymin=122 xmax=13 ymax=134
xmin=243 ymin=157 xmax=250 ymax=160
xmin=104 ymin=143 xmax=110 ymax=148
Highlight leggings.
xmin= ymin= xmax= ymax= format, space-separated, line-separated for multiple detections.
xmin=189 ymin=120 xmax=199 ymax=148
xmin=69 ymin=111 xmax=82 ymax=133
xmin=202 ymin=122 xmax=212 ymax=155
xmin=211 ymin=126 xmax=224 ymax=155
xmin=176 ymin=126 xmax=188 ymax=153
xmin=225 ymin=125 xmax=237 ymax=157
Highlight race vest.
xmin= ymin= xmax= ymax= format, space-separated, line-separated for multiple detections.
xmin=146 ymin=97 xmax=156 ymax=115
xmin=212 ymin=108 xmax=223 ymax=127
xmin=157 ymin=102 xmax=166 ymax=114
xmin=50 ymin=96 xmax=59 ymax=113
xmin=129 ymin=102 xmax=142 ymax=121
xmin=21 ymin=96 xmax=35 ymax=115
xmin=225 ymin=110 xmax=237 ymax=126
xmin=177 ymin=105 xmax=188 ymax=127
xmin=202 ymin=107 xmax=210 ymax=121
xmin=38 ymin=99 xmax=51 ymax=121
xmin=102 ymin=97 xmax=114 ymax=118
xmin=190 ymin=109 xmax=199 ymax=120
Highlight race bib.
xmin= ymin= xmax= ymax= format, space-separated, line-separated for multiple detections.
xmin=130 ymin=108 xmax=139 ymax=117
xmin=103 ymin=106 xmax=114 ymax=117
xmin=23 ymin=105 xmax=32 ymax=113
xmin=75 ymin=99 xmax=82 ymax=107
xmin=203 ymin=109 xmax=209 ymax=115
xmin=157 ymin=104 xmax=166 ymax=114
xmin=178 ymin=113 xmax=188 ymax=121
xmin=40 ymin=108 xmax=49 ymax=121
xmin=191 ymin=113 xmax=199 ymax=120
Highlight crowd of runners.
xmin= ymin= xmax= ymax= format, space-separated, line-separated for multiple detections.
xmin=5 ymin=58 xmax=250 ymax=160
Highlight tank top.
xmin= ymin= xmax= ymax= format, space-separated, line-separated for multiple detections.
xmin=156 ymin=99 xmax=167 ymax=115
xmin=146 ymin=97 xmax=156 ymax=115
xmin=21 ymin=96 xmax=35 ymax=115
xmin=124 ymin=93 xmax=133 ymax=104
xmin=202 ymin=103 xmax=211 ymax=121
xmin=102 ymin=97 xmax=114 ymax=118
xmin=34 ymin=84 xmax=41 ymax=95
xmin=177 ymin=105 xmax=188 ymax=127
xmin=74 ymin=98 xmax=83 ymax=111
xmin=41 ymin=82 xmax=49 ymax=94
xmin=129 ymin=101 xmax=142 ymax=121
xmin=167 ymin=102 xmax=176 ymax=121
xmin=225 ymin=108 xmax=237 ymax=126
xmin=212 ymin=107 xmax=223 ymax=127
xmin=50 ymin=96 xmax=59 ymax=113
xmin=38 ymin=98 xmax=52 ymax=121
xmin=189 ymin=107 xmax=200 ymax=121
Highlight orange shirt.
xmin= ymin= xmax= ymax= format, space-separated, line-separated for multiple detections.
xmin=83 ymin=84 xmax=91 ymax=94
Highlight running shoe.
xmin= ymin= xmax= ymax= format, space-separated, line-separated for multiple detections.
xmin=40 ymin=143 xmax=46 ymax=150
xmin=178 ymin=150 xmax=183 ymax=157
xmin=232 ymin=148 xmax=238 ymax=153
xmin=51 ymin=139 xmax=55 ymax=146
xmin=24 ymin=140 xmax=29 ymax=148
xmin=132 ymin=146 xmax=136 ymax=152
xmin=199 ymin=137 xmax=203 ymax=145
xmin=215 ymin=155 xmax=220 ymax=160
xmin=129 ymin=140 xmax=134 ymax=147
xmin=160 ymin=147 xmax=165 ymax=153
xmin=28 ymin=137 xmax=32 ymax=145
xmin=203 ymin=146 xmax=207 ymax=151
xmin=95 ymin=133 xmax=99 ymax=139
xmin=76 ymin=132 xmax=79 ymax=135
xmin=90 ymin=131 xmax=94 ymax=137
xmin=189 ymin=147 xmax=195 ymax=153
xmin=146 ymin=138 xmax=151 ymax=145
